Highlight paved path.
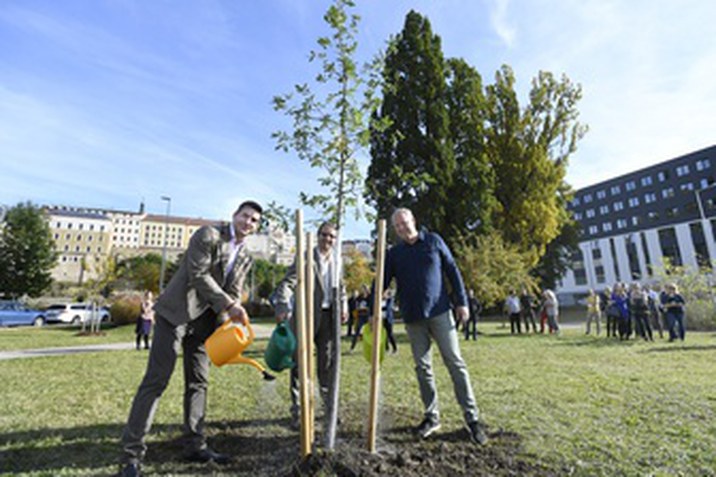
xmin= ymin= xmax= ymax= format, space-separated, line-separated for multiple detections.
xmin=0 ymin=322 xmax=275 ymax=361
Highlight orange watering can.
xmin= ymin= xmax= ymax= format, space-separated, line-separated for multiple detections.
xmin=205 ymin=320 xmax=275 ymax=381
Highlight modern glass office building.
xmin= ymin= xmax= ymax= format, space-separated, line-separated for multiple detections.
xmin=558 ymin=145 xmax=716 ymax=303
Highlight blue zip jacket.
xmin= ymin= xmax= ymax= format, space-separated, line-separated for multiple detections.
xmin=383 ymin=230 xmax=467 ymax=324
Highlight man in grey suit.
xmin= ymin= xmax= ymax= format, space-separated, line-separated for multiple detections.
xmin=119 ymin=201 xmax=262 ymax=477
xmin=272 ymin=222 xmax=346 ymax=428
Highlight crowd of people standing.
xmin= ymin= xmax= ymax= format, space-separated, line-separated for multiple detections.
xmin=592 ymin=282 xmax=686 ymax=342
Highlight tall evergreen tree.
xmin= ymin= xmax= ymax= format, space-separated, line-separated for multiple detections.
xmin=0 ymin=202 xmax=57 ymax=298
xmin=443 ymin=58 xmax=496 ymax=240
xmin=366 ymin=11 xmax=454 ymax=238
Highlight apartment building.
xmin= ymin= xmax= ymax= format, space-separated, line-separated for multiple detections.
xmin=46 ymin=209 xmax=112 ymax=283
xmin=558 ymin=145 xmax=716 ymax=303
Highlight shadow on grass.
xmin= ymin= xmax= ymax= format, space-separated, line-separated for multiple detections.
xmin=0 ymin=417 xmax=301 ymax=477
xmin=643 ymin=343 xmax=716 ymax=353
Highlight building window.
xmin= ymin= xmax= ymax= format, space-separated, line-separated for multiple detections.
xmin=90 ymin=224 xmax=94 ymax=230
xmin=632 ymin=216 xmax=641 ymax=226
xmin=676 ymin=165 xmax=690 ymax=177
xmin=586 ymin=209 xmax=596 ymax=218
xmin=573 ymin=212 xmax=582 ymax=220
xmin=666 ymin=207 xmax=679 ymax=218
xmin=626 ymin=237 xmax=641 ymax=280
xmin=700 ymin=178 xmax=710 ymax=189
xmin=628 ymin=197 xmax=640 ymax=207
xmin=644 ymin=192 xmax=657 ymax=204
xmin=62 ymin=256 xmax=67 ymax=262
xmin=77 ymin=234 xmax=81 ymax=241
xmin=583 ymin=193 xmax=593 ymax=203
xmin=641 ymin=176 xmax=653 ymax=186
xmin=79 ymin=224 xmax=84 ymax=230
xmin=597 ymin=190 xmax=606 ymax=199
xmin=75 ymin=246 xmax=80 ymax=252
xmin=658 ymin=227 xmax=682 ymax=266
xmin=610 ymin=185 xmax=621 ymax=195
xmin=680 ymin=182 xmax=694 ymax=192
xmin=68 ymin=223 xmax=73 ymax=229
xmin=662 ymin=187 xmax=675 ymax=199
xmin=640 ymin=232 xmax=652 ymax=277
xmin=98 ymin=247 xmax=102 ymax=253
xmin=602 ymin=222 xmax=613 ymax=232
xmin=696 ymin=158 xmax=711 ymax=171
xmin=614 ymin=201 xmax=624 ymax=211
xmin=64 ymin=245 xmax=69 ymax=251
xmin=617 ymin=219 xmax=627 ymax=229
xmin=626 ymin=181 xmax=636 ymax=191
xmin=588 ymin=225 xmax=598 ymax=235
xmin=690 ymin=222 xmax=711 ymax=268
xmin=657 ymin=170 xmax=669 ymax=182
xmin=54 ymin=233 xmax=59 ymax=239
xmin=572 ymin=249 xmax=587 ymax=285
xmin=56 ymin=222 xmax=61 ymax=228
xmin=648 ymin=211 xmax=659 ymax=221
xmin=599 ymin=205 xmax=609 ymax=214
xmin=86 ymin=246 xmax=91 ymax=252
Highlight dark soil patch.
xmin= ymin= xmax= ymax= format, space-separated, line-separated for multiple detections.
xmin=285 ymin=426 xmax=565 ymax=477
xmin=149 ymin=419 xmax=569 ymax=476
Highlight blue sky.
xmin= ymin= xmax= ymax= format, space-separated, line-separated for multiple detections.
xmin=1 ymin=0 xmax=714 ymax=239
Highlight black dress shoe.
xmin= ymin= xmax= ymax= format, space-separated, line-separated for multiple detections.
xmin=118 ymin=462 xmax=142 ymax=477
xmin=185 ymin=447 xmax=232 ymax=465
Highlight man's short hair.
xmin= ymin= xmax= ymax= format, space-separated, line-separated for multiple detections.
xmin=235 ymin=200 xmax=263 ymax=216
xmin=318 ymin=221 xmax=337 ymax=234
xmin=390 ymin=207 xmax=414 ymax=224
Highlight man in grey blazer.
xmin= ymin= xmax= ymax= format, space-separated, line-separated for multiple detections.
xmin=119 ymin=201 xmax=262 ymax=477
xmin=272 ymin=222 xmax=346 ymax=427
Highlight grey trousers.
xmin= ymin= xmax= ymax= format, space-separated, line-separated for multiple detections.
xmin=405 ymin=310 xmax=480 ymax=424
xmin=121 ymin=311 xmax=217 ymax=463
xmin=290 ymin=308 xmax=335 ymax=418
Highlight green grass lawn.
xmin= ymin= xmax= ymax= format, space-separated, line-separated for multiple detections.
xmin=1 ymin=323 xmax=715 ymax=476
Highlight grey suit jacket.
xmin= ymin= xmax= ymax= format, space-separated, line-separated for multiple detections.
xmin=273 ymin=247 xmax=346 ymax=331
xmin=154 ymin=224 xmax=253 ymax=326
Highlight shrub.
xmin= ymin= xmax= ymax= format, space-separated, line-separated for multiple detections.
xmin=110 ymin=293 xmax=142 ymax=325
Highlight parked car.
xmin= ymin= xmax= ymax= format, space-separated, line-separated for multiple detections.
xmin=44 ymin=303 xmax=111 ymax=325
xmin=0 ymin=301 xmax=46 ymax=327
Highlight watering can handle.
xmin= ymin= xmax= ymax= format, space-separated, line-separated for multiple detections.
xmin=221 ymin=317 xmax=255 ymax=345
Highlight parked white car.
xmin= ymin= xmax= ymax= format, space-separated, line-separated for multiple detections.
xmin=44 ymin=303 xmax=111 ymax=325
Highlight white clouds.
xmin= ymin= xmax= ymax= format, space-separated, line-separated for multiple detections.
xmin=487 ymin=0 xmax=516 ymax=48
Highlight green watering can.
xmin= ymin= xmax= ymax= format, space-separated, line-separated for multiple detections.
xmin=264 ymin=321 xmax=297 ymax=372
xmin=362 ymin=322 xmax=387 ymax=365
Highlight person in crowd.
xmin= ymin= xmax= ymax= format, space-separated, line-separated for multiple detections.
xmin=382 ymin=288 xmax=398 ymax=353
xmin=350 ymin=285 xmax=371 ymax=351
xmin=118 ymin=201 xmax=262 ymax=477
xmin=520 ymin=287 xmax=538 ymax=333
xmin=272 ymin=221 xmax=347 ymax=429
xmin=135 ymin=291 xmax=155 ymax=350
xmin=603 ymin=286 xmax=620 ymax=338
xmin=662 ymin=283 xmax=686 ymax=341
xmin=629 ymin=283 xmax=653 ymax=341
xmin=542 ymin=289 xmax=560 ymax=335
xmin=612 ymin=284 xmax=631 ymax=340
xmin=347 ymin=290 xmax=358 ymax=337
xmin=380 ymin=207 xmax=487 ymax=445
xmin=645 ymin=285 xmax=664 ymax=339
xmin=504 ymin=290 xmax=522 ymax=335
xmin=464 ymin=288 xmax=481 ymax=341
xmin=585 ymin=289 xmax=601 ymax=336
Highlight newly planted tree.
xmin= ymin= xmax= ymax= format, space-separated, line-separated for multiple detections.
xmin=272 ymin=0 xmax=382 ymax=449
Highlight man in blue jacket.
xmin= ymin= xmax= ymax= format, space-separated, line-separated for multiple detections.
xmin=382 ymin=208 xmax=487 ymax=445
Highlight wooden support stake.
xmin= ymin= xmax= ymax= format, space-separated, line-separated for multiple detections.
xmin=295 ymin=210 xmax=311 ymax=458
xmin=367 ymin=219 xmax=387 ymax=453
xmin=305 ymin=231 xmax=316 ymax=445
